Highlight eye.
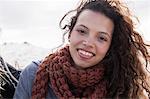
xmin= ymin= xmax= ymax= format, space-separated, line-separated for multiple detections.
xmin=98 ymin=36 xmax=107 ymax=42
xmin=76 ymin=29 xmax=87 ymax=35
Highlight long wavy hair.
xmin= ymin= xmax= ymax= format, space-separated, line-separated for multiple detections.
xmin=59 ymin=0 xmax=150 ymax=98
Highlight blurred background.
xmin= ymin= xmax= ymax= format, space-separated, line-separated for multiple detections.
xmin=0 ymin=0 xmax=150 ymax=49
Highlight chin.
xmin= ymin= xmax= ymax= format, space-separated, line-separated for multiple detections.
xmin=75 ymin=62 xmax=92 ymax=69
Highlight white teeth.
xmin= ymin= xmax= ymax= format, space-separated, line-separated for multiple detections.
xmin=78 ymin=49 xmax=93 ymax=57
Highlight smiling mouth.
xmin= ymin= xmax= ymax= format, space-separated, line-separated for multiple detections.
xmin=77 ymin=48 xmax=95 ymax=59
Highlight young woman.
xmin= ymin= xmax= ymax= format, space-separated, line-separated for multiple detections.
xmin=14 ymin=0 xmax=150 ymax=98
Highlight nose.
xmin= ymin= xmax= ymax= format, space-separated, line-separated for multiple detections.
xmin=82 ymin=37 xmax=94 ymax=48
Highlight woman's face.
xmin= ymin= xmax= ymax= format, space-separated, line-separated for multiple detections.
xmin=69 ymin=9 xmax=114 ymax=68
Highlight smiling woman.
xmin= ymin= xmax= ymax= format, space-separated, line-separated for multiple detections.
xmin=69 ymin=9 xmax=114 ymax=69
xmin=12 ymin=0 xmax=150 ymax=99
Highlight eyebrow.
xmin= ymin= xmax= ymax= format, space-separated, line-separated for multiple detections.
xmin=99 ymin=31 xmax=111 ymax=39
xmin=77 ymin=24 xmax=111 ymax=38
xmin=77 ymin=24 xmax=88 ymax=30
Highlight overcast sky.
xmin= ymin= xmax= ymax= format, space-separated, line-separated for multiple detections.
xmin=0 ymin=0 xmax=150 ymax=49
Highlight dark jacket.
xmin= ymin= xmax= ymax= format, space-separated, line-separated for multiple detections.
xmin=0 ymin=56 xmax=21 ymax=99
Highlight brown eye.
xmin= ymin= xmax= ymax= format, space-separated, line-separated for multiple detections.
xmin=98 ymin=36 xmax=107 ymax=42
xmin=77 ymin=29 xmax=86 ymax=35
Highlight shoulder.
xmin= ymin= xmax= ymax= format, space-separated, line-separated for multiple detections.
xmin=19 ymin=60 xmax=42 ymax=86
xmin=21 ymin=60 xmax=41 ymax=77
xmin=13 ymin=60 xmax=42 ymax=99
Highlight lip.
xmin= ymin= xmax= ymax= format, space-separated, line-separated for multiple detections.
xmin=77 ymin=48 xmax=95 ymax=60
xmin=77 ymin=48 xmax=95 ymax=56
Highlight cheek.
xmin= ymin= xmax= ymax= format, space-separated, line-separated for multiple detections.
xmin=69 ymin=32 xmax=82 ymax=45
xmin=96 ymin=43 xmax=111 ymax=56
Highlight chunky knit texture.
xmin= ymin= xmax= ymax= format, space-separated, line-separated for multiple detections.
xmin=32 ymin=46 xmax=107 ymax=99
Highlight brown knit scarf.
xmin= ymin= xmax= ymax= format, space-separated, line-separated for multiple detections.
xmin=32 ymin=46 xmax=107 ymax=99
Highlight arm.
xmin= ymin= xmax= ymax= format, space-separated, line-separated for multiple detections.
xmin=13 ymin=61 xmax=40 ymax=99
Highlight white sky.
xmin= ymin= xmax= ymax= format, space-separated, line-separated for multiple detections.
xmin=0 ymin=0 xmax=150 ymax=49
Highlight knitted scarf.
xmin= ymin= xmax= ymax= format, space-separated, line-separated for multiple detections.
xmin=32 ymin=46 xmax=107 ymax=99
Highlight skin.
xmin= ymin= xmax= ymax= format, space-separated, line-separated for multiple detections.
xmin=69 ymin=9 xmax=114 ymax=69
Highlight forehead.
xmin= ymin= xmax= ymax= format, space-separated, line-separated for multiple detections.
xmin=76 ymin=9 xmax=114 ymax=35
xmin=77 ymin=9 xmax=113 ymax=25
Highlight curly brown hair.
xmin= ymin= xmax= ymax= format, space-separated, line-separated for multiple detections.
xmin=59 ymin=0 xmax=150 ymax=98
